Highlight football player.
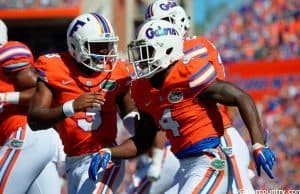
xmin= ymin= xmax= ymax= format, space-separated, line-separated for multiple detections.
xmin=0 ymin=19 xmax=65 ymax=194
xmin=128 ymin=1 xmax=229 ymax=193
xmin=89 ymin=19 xmax=276 ymax=193
xmin=28 ymin=13 xmax=138 ymax=194
xmin=144 ymin=0 xmax=275 ymax=192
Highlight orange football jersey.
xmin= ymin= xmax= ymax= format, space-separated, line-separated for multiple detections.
xmin=131 ymin=56 xmax=225 ymax=155
xmin=184 ymin=36 xmax=231 ymax=128
xmin=0 ymin=41 xmax=34 ymax=145
xmin=35 ymin=52 xmax=131 ymax=156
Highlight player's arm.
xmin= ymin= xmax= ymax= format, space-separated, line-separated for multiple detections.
xmin=28 ymin=80 xmax=65 ymax=130
xmin=150 ymin=131 xmax=168 ymax=166
xmin=1 ymin=67 xmax=37 ymax=105
xmin=116 ymin=86 xmax=166 ymax=180
xmin=93 ymin=111 xmax=158 ymax=159
xmin=198 ymin=79 xmax=276 ymax=178
xmin=28 ymin=80 xmax=106 ymax=130
xmin=88 ymin=111 xmax=158 ymax=180
xmin=198 ymin=79 xmax=264 ymax=144
xmin=146 ymin=130 xmax=167 ymax=181
xmin=116 ymin=88 xmax=139 ymax=135
xmin=113 ymin=111 xmax=158 ymax=158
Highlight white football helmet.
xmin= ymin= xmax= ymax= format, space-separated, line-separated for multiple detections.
xmin=145 ymin=0 xmax=191 ymax=37
xmin=0 ymin=19 xmax=8 ymax=45
xmin=128 ymin=19 xmax=183 ymax=79
xmin=67 ymin=13 xmax=118 ymax=72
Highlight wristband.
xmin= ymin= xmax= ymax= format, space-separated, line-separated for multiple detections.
xmin=122 ymin=111 xmax=140 ymax=135
xmin=151 ymin=147 xmax=164 ymax=167
xmin=100 ymin=148 xmax=112 ymax=154
xmin=62 ymin=100 xmax=75 ymax=117
xmin=0 ymin=92 xmax=20 ymax=104
xmin=252 ymin=143 xmax=264 ymax=150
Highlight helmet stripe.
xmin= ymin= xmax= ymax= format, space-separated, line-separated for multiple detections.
xmin=150 ymin=5 xmax=153 ymax=17
xmin=92 ymin=13 xmax=110 ymax=33
xmin=91 ymin=14 xmax=104 ymax=33
xmin=98 ymin=14 xmax=111 ymax=33
xmin=145 ymin=4 xmax=153 ymax=19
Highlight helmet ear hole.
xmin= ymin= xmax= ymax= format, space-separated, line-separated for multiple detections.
xmin=166 ymin=47 xmax=173 ymax=55
xmin=84 ymin=42 xmax=88 ymax=49
xmin=71 ymin=43 xmax=76 ymax=50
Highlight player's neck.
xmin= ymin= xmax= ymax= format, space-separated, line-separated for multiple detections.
xmin=149 ymin=63 xmax=175 ymax=89
xmin=77 ymin=63 xmax=99 ymax=76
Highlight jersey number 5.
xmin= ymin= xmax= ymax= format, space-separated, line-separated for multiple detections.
xmin=77 ymin=107 xmax=102 ymax=131
xmin=159 ymin=108 xmax=180 ymax=137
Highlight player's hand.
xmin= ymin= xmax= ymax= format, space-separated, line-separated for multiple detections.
xmin=73 ymin=92 xmax=105 ymax=112
xmin=146 ymin=162 xmax=162 ymax=182
xmin=146 ymin=147 xmax=164 ymax=182
xmin=88 ymin=148 xmax=111 ymax=181
xmin=252 ymin=143 xmax=276 ymax=179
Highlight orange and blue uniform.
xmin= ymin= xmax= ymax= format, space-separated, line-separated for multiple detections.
xmin=35 ymin=51 xmax=131 ymax=156
xmin=131 ymin=36 xmax=255 ymax=193
xmin=131 ymin=49 xmax=230 ymax=193
xmin=183 ymin=36 xmax=254 ymax=192
xmin=0 ymin=41 xmax=63 ymax=194
xmin=0 ymin=41 xmax=33 ymax=146
xmin=131 ymin=55 xmax=224 ymax=158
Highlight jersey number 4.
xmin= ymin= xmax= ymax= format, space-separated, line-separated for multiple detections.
xmin=159 ymin=108 xmax=180 ymax=137
xmin=77 ymin=107 xmax=102 ymax=132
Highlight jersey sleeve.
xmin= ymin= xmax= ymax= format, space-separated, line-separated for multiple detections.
xmin=203 ymin=38 xmax=226 ymax=80
xmin=115 ymin=59 xmax=132 ymax=94
xmin=187 ymin=59 xmax=217 ymax=92
xmin=0 ymin=41 xmax=34 ymax=73
xmin=184 ymin=36 xmax=226 ymax=80
xmin=34 ymin=55 xmax=49 ymax=83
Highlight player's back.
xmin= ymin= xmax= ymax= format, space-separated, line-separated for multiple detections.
xmin=35 ymin=52 xmax=131 ymax=156
xmin=0 ymin=41 xmax=34 ymax=145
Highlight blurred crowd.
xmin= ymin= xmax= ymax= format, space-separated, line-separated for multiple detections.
xmin=207 ymin=0 xmax=300 ymax=62
xmin=228 ymin=83 xmax=300 ymax=190
xmin=0 ymin=0 xmax=78 ymax=8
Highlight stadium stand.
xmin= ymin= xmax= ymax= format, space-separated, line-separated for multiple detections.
xmin=228 ymin=83 xmax=300 ymax=190
xmin=206 ymin=0 xmax=300 ymax=62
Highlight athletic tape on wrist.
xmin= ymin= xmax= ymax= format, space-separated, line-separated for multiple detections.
xmin=62 ymin=100 xmax=75 ymax=117
xmin=151 ymin=147 xmax=164 ymax=166
xmin=0 ymin=92 xmax=20 ymax=104
xmin=252 ymin=142 xmax=264 ymax=150
xmin=122 ymin=111 xmax=140 ymax=135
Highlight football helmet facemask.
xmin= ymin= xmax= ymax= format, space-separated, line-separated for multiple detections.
xmin=128 ymin=19 xmax=183 ymax=79
xmin=67 ymin=13 xmax=119 ymax=72
xmin=145 ymin=0 xmax=191 ymax=37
